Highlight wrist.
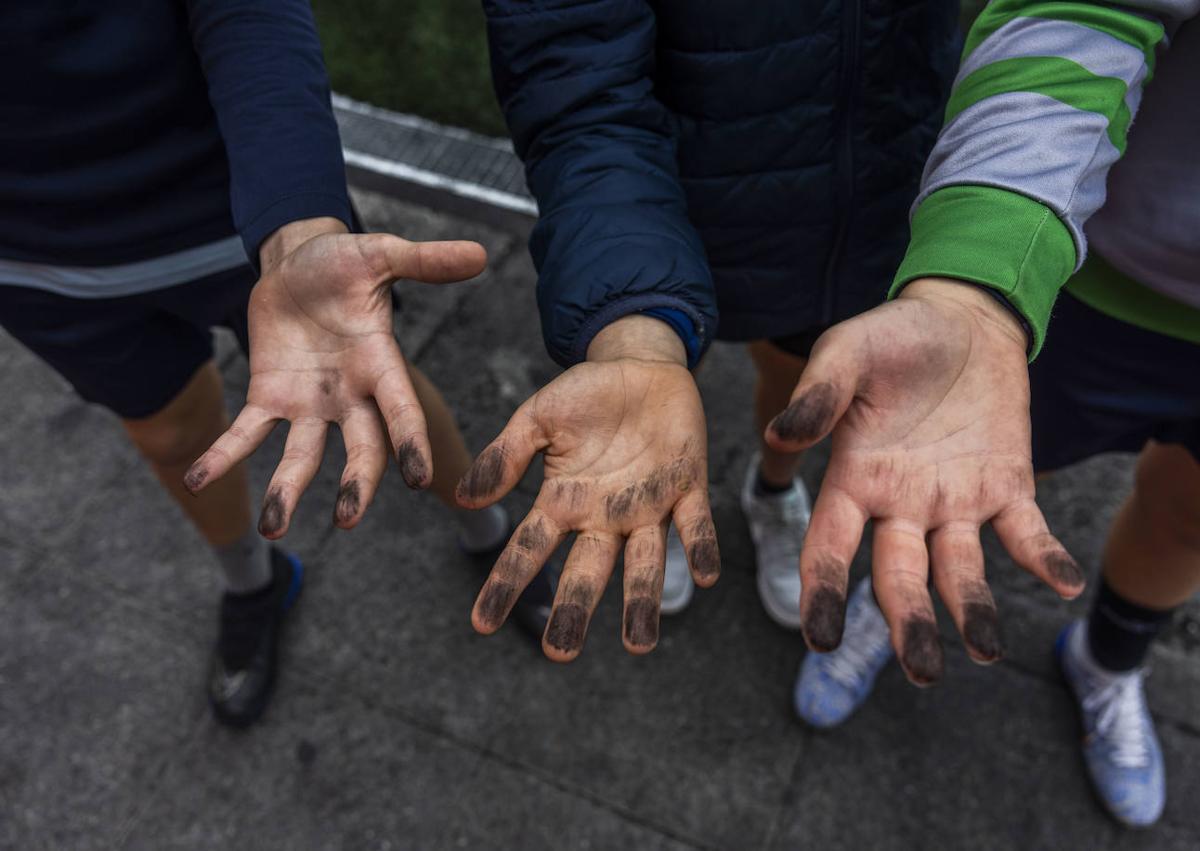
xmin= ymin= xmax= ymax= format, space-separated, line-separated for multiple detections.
xmin=259 ymin=217 xmax=348 ymax=273
xmin=899 ymin=277 xmax=1029 ymax=354
xmin=586 ymin=314 xmax=688 ymax=366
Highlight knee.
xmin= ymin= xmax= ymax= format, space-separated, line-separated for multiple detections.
xmin=126 ymin=410 xmax=222 ymax=468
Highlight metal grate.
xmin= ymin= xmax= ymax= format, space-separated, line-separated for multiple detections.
xmin=333 ymin=94 xmax=536 ymax=235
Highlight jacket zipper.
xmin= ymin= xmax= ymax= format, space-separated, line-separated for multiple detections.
xmin=821 ymin=0 xmax=861 ymax=324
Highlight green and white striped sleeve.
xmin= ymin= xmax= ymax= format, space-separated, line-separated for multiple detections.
xmin=889 ymin=0 xmax=1198 ymax=357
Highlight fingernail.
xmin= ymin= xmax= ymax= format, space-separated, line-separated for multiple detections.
xmin=183 ymin=464 xmax=208 ymax=494
xmin=476 ymin=580 xmax=518 ymax=629
xmin=802 ymin=585 xmax=847 ymax=652
xmin=396 ymin=438 xmax=429 ymax=489
xmin=334 ymin=480 xmax=361 ymax=525
xmin=458 ymin=444 xmax=505 ymax=502
xmin=900 ymin=619 xmax=943 ymax=685
xmin=770 ymin=381 xmax=837 ymax=443
xmin=544 ymin=603 xmax=588 ymax=654
xmin=257 ymin=488 xmax=286 ymax=537
xmin=623 ymin=598 xmax=659 ymax=649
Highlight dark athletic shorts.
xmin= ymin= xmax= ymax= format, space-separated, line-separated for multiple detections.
xmin=1030 ymin=291 xmax=1200 ymax=472
xmin=768 ymin=325 xmax=829 ymax=359
xmin=0 ymin=264 xmax=255 ymax=420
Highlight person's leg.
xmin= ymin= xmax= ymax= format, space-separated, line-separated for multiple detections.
xmin=747 ymin=340 xmax=808 ymax=487
xmin=1100 ymin=441 xmax=1200 ymax=613
xmin=408 ymin=363 xmax=555 ymax=637
xmin=120 ymin=359 xmax=271 ymax=593
xmin=736 ymin=339 xmax=817 ymax=629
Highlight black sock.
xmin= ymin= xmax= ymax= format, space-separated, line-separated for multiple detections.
xmin=755 ymin=470 xmax=793 ymax=496
xmin=1086 ymin=578 xmax=1174 ymax=672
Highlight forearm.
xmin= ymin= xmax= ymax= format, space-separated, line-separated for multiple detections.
xmin=187 ymin=0 xmax=352 ymax=262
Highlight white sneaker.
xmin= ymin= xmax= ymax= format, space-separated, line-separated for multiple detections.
xmin=739 ymin=453 xmax=810 ymax=629
xmin=1056 ymin=620 xmax=1165 ymax=827
xmin=661 ymin=524 xmax=694 ymax=615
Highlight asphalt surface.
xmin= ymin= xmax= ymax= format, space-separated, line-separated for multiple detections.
xmin=2 ymin=189 xmax=1199 ymax=850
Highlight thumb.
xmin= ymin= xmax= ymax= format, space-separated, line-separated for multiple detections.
xmin=765 ymin=327 xmax=860 ymax=452
xmin=365 ymin=234 xmax=488 ymax=284
xmin=456 ymin=397 xmax=544 ymax=509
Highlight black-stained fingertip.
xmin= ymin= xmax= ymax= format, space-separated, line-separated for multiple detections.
xmin=258 ymin=488 xmax=286 ymax=538
xmin=475 ymin=580 xmax=518 ymax=632
xmin=183 ymin=463 xmax=208 ymax=494
xmin=768 ymin=381 xmax=837 ymax=445
xmin=544 ymin=603 xmax=588 ymax=657
xmin=962 ymin=602 xmax=1005 ymax=663
xmin=899 ymin=619 xmax=943 ymax=686
xmin=623 ymin=598 xmax=660 ymax=650
xmin=457 ymin=444 xmax=505 ymax=503
xmin=1046 ymin=551 xmax=1086 ymax=596
xmin=334 ymin=480 xmax=361 ymax=526
xmin=802 ymin=585 xmax=847 ymax=652
xmin=396 ymin=437 xmax=430 ymax=490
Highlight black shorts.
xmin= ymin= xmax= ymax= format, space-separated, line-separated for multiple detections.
xmin=0 ymin=264 xmax=255 ymax=419
xmin=1030 ymin=291 xmax=1200 ymax=472
xmin=768 ymin=326 xmax=829 ymax=359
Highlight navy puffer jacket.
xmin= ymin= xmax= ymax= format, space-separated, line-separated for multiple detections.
xmin=485 ymin=0 xmax=960 ymax=367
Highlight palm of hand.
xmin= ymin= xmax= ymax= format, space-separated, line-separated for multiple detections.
xmin=458 ymin=360 xmax=719 ymax=660
xmin=769 ymin=292 xmax=1083 ymax=684
xmin=247 ymin=235 xmax=402 ymax=421
xmin=185 ymin=229 xmax=486 ymax=537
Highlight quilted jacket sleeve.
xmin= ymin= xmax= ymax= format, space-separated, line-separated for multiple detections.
xmin=484 ymin=0 xmax=717 ymax=367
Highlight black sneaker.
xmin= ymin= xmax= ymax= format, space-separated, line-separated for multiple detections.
xmin=208 ymin=548 xmax=303 ymax=728
xmin=468 ymin=535 xmax=558 ymax=642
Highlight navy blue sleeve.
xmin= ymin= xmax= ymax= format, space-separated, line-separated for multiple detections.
xmin=186 ymin=0 xmax=353 ymax=267
xmin=484 ymin=0 xmax=717 ymax=368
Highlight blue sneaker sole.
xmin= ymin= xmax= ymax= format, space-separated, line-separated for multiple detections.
xmin=282 ymin=551 xmax=304 ymax=611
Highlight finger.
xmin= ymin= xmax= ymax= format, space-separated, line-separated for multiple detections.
xmin=456 ymin=400 xmax=543 ymax=510
xmin=543 ymin=531 xmax=621 ymax=662
xmin=332 ymin=404 xmax=389 ymax=529
xmin=871 ymin=519 xmax=943 ymax=686
xmin=184 ymin=404 xmax=277 ymax=494
xmin=798 ymin=485 xmax=867 ymax=652
xmin=621 ymin=524 xmax=667 ymax=654
xmin=371 ymin=355 xmax=432 ymax=490
xmin=671 ymin=489 xmax=720 ymax=588
xmin=765 ymin=329 xmax=859 ymax=453
xmin=928 ymin=524 xmax=1004 ymax=664
xmin=364 ymin=234 xmax=488 ymax=285
xmin=471 ymin=508 xmax=566 ymax=635
xmin=258 ymin=418 xmax=329 ymax=540
xmin=991 ymin=498 xmax=1086 ymax=599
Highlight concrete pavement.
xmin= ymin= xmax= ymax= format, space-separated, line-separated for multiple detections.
xmin=2 ymin=189 xmax=1199 ymax=850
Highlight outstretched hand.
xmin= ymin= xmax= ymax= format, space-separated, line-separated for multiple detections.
xmin=184 ymin=217 xmax=487 ymax=536
xmin=457 ymin=315 xmax=718 ymax=661
xmin=766 ymin=278 xmax=1084 ymax=685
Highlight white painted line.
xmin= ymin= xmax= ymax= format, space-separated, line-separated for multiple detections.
xmin=342 ymin=148 xmax=538 ymax=217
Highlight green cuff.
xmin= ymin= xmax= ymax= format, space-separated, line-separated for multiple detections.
xmin=889 ymin=185 xmax=1077 ymax=359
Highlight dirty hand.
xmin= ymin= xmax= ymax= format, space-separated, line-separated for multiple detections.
xmin=766 ymin=278 xmax=1085 ymax=685
xmin=457 ymin=315 xmax=718 ymax=660
xmin=185 ymin=217 xmax=487 ymax=536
